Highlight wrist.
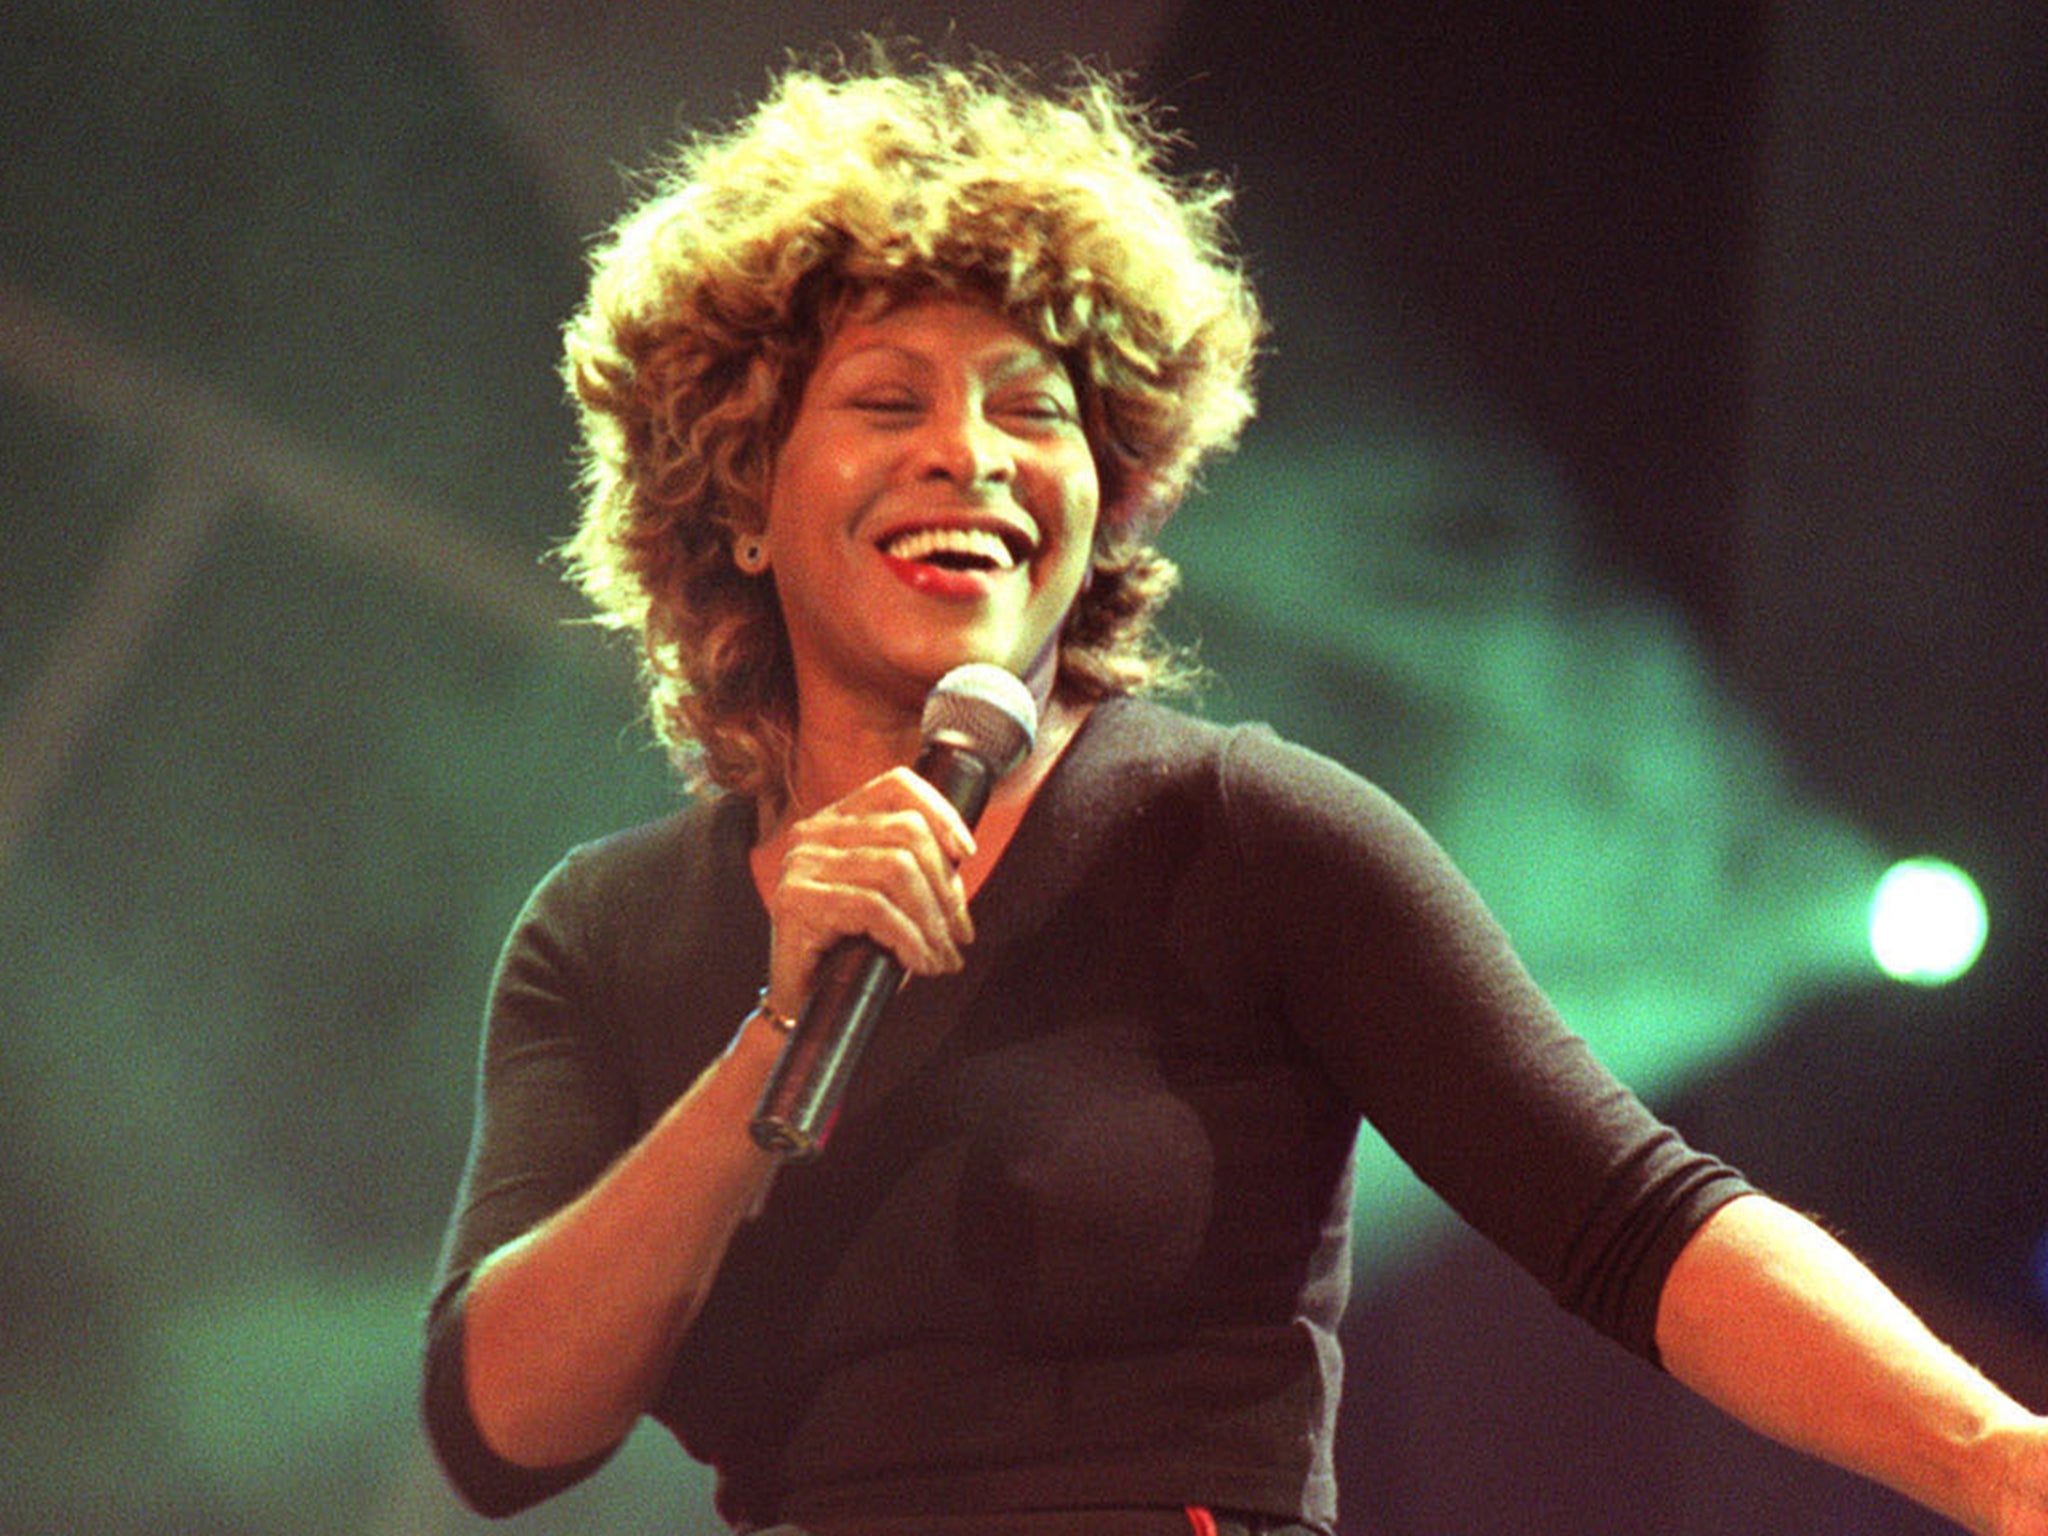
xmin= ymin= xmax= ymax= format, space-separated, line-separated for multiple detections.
xmin=723 ymin=988 xmax=796 ymax=1064
xmin=748 ymin=988 xmax=798 ymax=1033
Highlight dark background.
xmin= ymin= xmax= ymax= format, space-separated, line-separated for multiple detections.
xmin=3 ymin=2 xmax=2043 ymax=1532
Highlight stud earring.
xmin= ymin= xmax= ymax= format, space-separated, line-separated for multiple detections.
xmin=735 ymin=535 xmax=768 ymax=575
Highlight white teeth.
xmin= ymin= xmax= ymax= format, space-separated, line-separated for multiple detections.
xmin=881 ymin=526 xmax=1019 ymax=570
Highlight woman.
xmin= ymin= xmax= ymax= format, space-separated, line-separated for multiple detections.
xmin=423 ymin=52 xmax=2048 ymax=1535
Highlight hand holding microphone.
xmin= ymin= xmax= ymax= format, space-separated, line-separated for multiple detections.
xmin=750 ymin=664 xmax=1038 ymax=1160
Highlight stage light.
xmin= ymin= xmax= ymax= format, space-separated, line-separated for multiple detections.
xmin=1868 ymin=857 xmax=1988 ymax=986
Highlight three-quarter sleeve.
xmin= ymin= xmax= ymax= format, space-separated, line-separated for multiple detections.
xmin=420 ymin=848 xmax=640 ymax=1515
xmin=1215 ymin=724 xmax=1750 ymax=1360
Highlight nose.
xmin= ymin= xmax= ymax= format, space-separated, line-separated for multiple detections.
xmin=916 ymin=399 xmax=1013 ymax=489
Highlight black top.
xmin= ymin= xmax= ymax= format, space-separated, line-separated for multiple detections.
xmin=423 ymin=699 xmax=1750 ymax=1531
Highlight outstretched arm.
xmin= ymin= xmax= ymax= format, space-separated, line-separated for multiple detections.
xmin=1655 ymin=1193 xmax=2048 ymax=1534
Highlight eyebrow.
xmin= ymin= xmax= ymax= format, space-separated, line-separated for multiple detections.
xmin=824 ymin=340 xmax=1067 ymax=385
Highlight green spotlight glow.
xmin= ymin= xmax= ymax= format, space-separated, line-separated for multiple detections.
xmin=1869 ymin=858 xmax=1988 ymax=985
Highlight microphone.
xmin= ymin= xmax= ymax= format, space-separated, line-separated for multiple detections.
xmin=749 ymin=663 xmax=1039 ymax=1160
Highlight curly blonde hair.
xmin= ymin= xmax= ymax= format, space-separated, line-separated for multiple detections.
xmin=559 ymin=48 xmax=1262 ymax=801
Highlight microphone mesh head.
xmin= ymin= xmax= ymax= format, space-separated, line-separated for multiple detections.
xmin=921 ymin=665 xmax=1038 ymax=777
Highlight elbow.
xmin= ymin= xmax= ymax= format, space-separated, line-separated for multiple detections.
xmin=421 ymin=1282 xmax=616 ymax=1518
xmin=422 ymin=1359 xmax=574 ymax=1520
xmin=430 ymin=1435 xmax=551 ymax=1522
xmin=464 ymin=1354 xmax=638 ymax=1476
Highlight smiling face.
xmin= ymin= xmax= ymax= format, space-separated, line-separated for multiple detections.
xmin=759 ymin=296 xmax=1102 ymax=725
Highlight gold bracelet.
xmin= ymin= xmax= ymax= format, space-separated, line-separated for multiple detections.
xmin=747 ymin=987 xmax=798 ymax=1034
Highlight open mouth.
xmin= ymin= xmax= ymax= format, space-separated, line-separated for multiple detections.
xmin=878 ymin=525 xmax=1032 ymax=574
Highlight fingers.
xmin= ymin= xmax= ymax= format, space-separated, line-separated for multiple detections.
xmin=866 ymin=767 xmax=977 ymax=865
xmin=779 ymin=838 xmax=968 ymax=967
xmin=763 ymin=769 xmax=980 ymax=1007
xmin=809 ymin=770 xmax=976 ymax=933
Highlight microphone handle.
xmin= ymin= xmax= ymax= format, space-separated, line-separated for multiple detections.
xmin=748 ymin=740 xmax=995 ymax=1159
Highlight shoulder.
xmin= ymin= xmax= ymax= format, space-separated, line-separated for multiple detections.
xmin=1067 ymin=694 xmax=1282 ymax=791
xmin=541 ymin=793 xmax=742 ymax=904
xmin=1081 ymin=696 xmax=1410 ymax=837
xmin=504 ymin=793 xmax=750 ymax=968
xmin=490 ymin=792 xmax=764 ymax=1086
xmin=1064 ymin=699 xmax=1454 ymax=911
xmin=1088 ymin=700 xmax=1476 ymax=932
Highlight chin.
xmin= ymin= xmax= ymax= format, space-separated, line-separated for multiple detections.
xmin=906 ymin=631 xmax=1032 ymax=679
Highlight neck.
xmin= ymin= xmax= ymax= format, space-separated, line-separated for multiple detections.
xmin=748 ymin=692 xmax=1093 ymax=918
xmin=761 ymin=687 xmax=1089 ymax=843
xmin=772 ymin=644 xmax=1066 ymax=828
xmin=781 ymin=695 xmax=924 ymax=822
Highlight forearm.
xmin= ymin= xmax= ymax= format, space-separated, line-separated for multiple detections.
xmin=461 ymin=1011 xmax=785 ymax=1468
xmin=1656 ymin=1192 xmax=2038 ymax=1533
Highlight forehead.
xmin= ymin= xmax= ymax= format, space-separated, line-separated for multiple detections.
xmin=814 ymin=295 xmax=1063 ymax=375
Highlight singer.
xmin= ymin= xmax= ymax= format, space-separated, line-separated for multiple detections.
xmin=423 ymin=47 xmax=2048 ymax=1536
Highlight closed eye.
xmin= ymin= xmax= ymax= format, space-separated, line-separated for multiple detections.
xmin=1007 ymin=396 xmax=1068 ymax=418
xmin=851 ymin=393 xmax=921 ymax=415
xmin=995 ymin=391 xmax=1077 ymax=426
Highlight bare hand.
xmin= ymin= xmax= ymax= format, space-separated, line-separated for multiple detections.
xmin=1990 ymin=1416 xmax=2048 ymax=1535
xmin=759 ymin=767 xmax=977 ymax=1016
